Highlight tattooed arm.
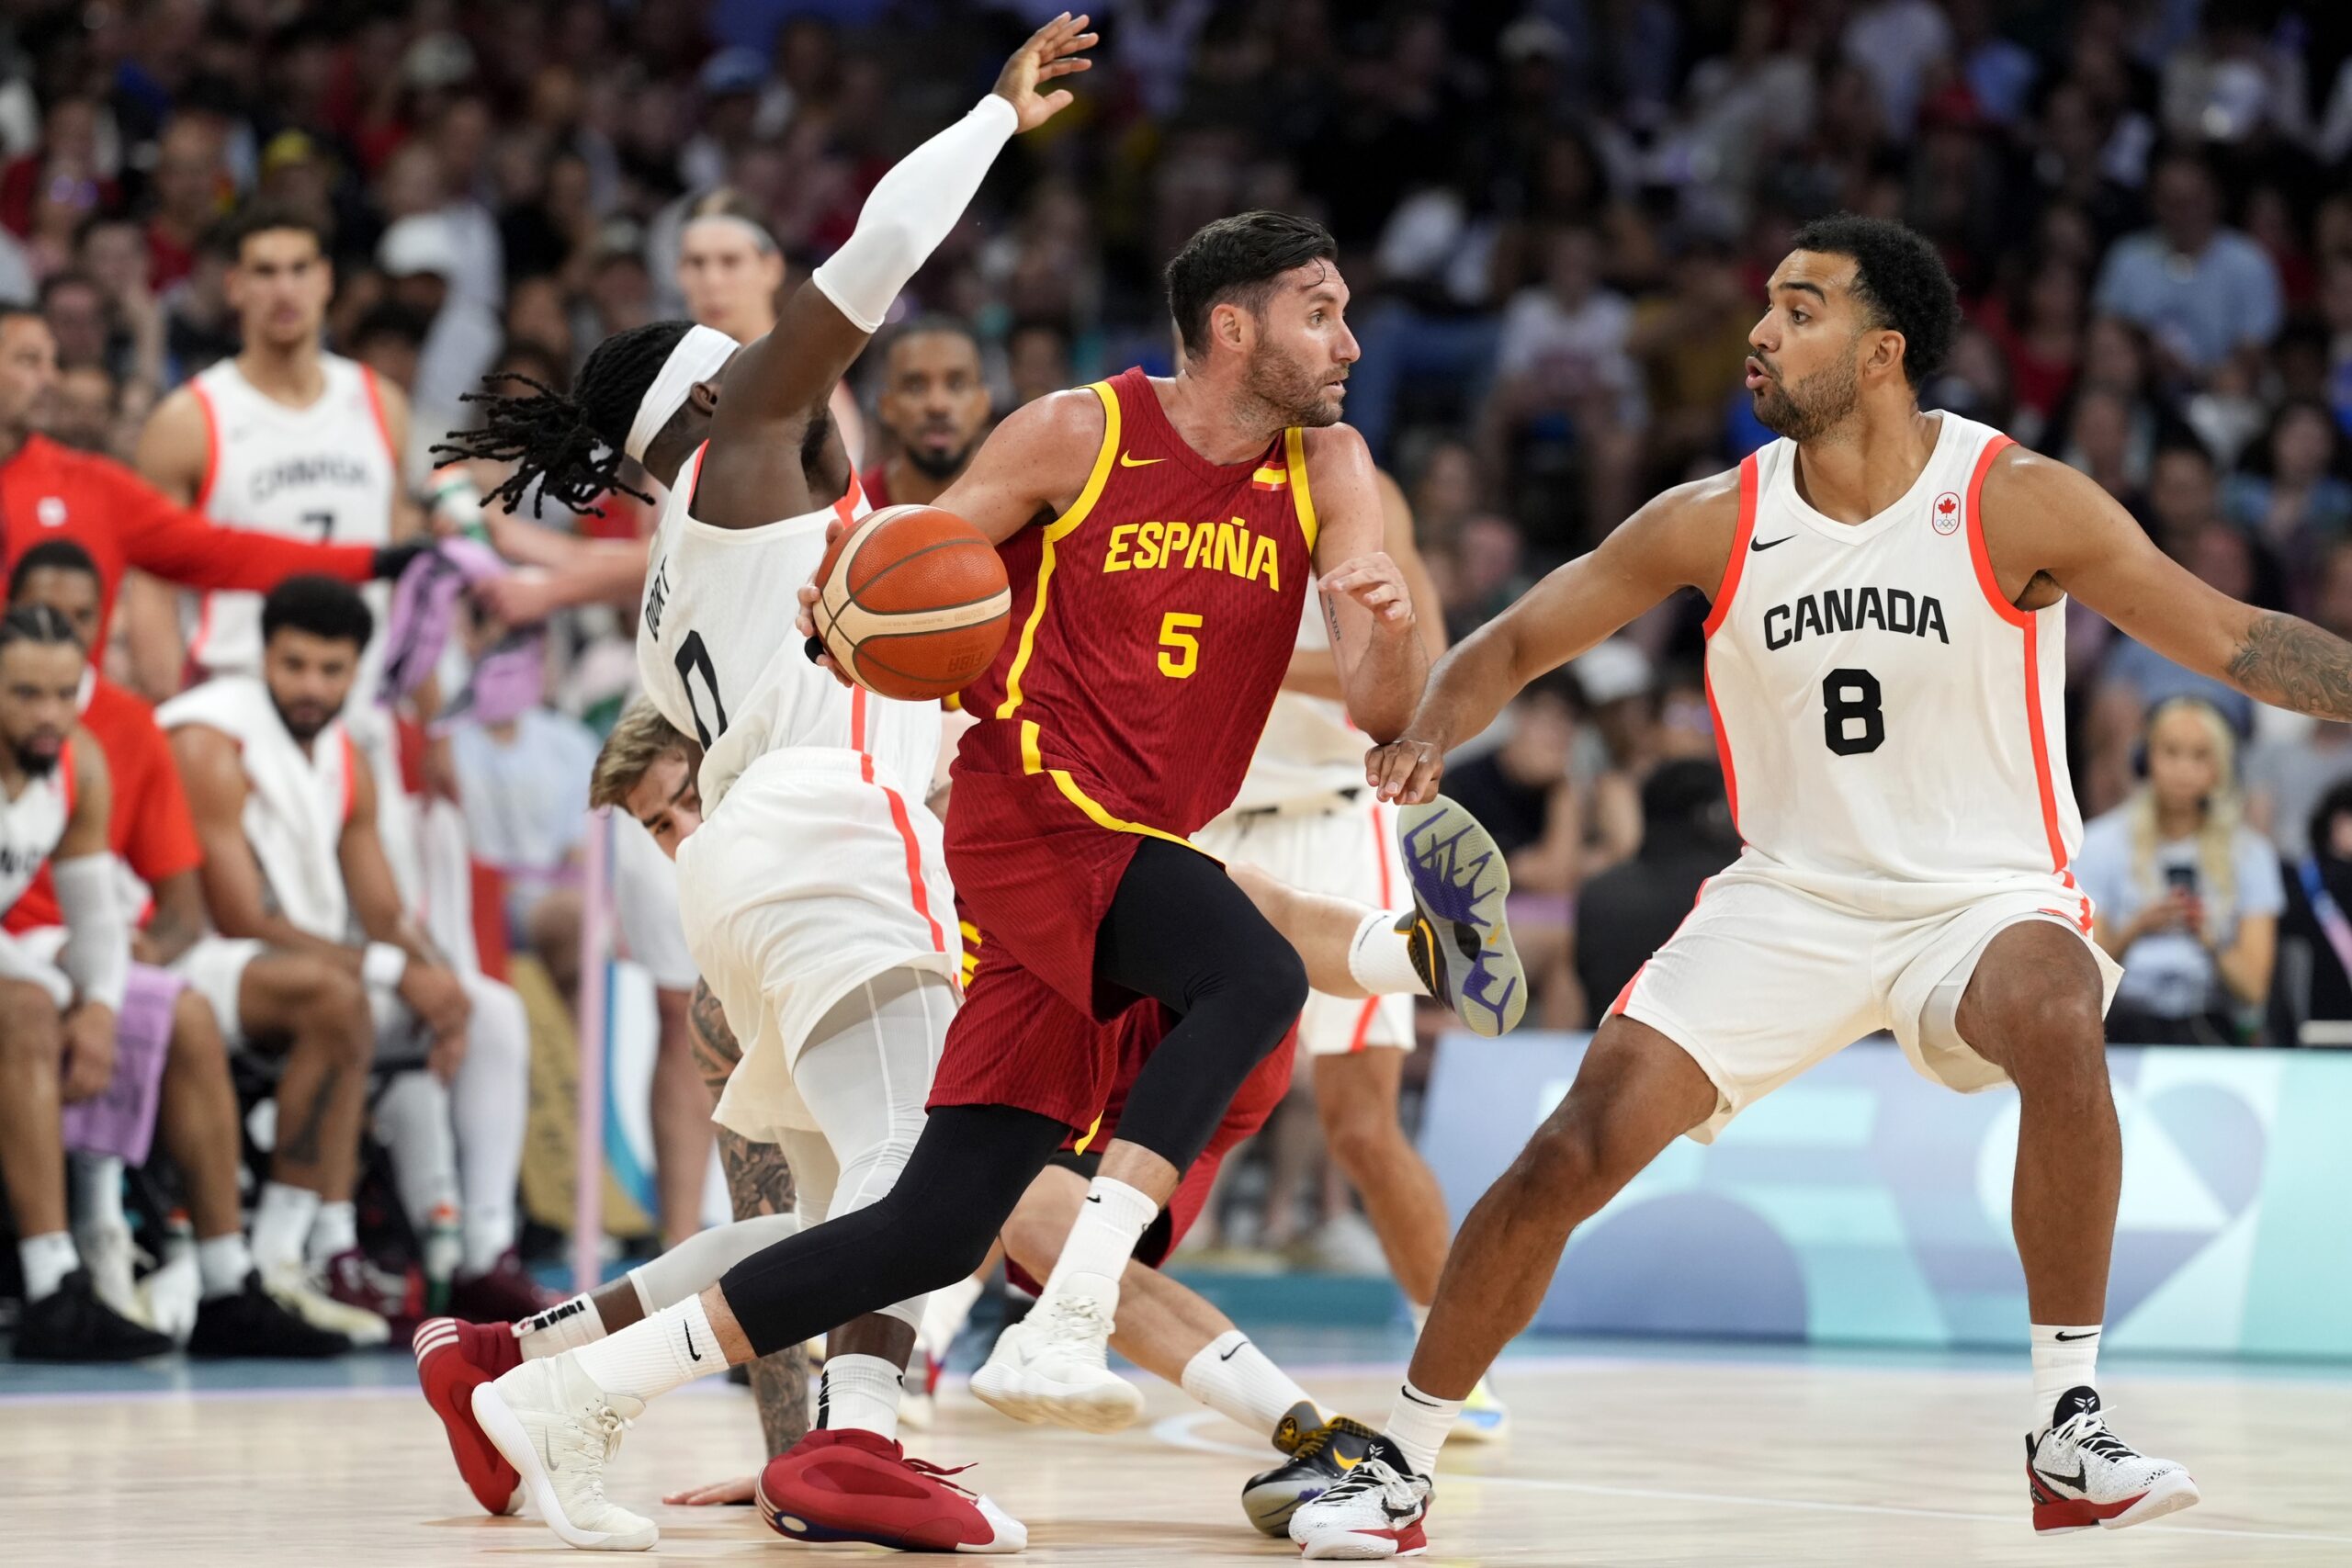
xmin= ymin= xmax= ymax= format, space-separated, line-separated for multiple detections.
xmin=687 ymin=980 xmax=810 ymax=1455
xmin=1980 ymin=447 xmax=2352 ymax=719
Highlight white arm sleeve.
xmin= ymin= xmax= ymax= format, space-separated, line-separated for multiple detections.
xmin=809 ymin=94 xmax=1018 ymax=333
xmin=53 ymin=852 xmax=130 ymax=1011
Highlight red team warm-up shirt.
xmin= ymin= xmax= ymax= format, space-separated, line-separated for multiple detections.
xmin=5 ymin=676 xmax=202 ymax=931
xmin=0 ymin=433 xmax=379 ymax=647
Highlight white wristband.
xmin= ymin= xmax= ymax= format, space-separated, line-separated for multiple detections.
xmin=363 ymin=942 xmax=411 ymax=990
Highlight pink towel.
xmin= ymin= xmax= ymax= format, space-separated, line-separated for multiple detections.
xmin=379 ymin=537 xmax=508 ymax=704
xmin=60 ymin=964 xmax=183 ymax=1166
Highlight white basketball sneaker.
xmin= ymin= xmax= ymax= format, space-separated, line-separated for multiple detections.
xmin=261 ymin=1259 xmax=390 ymax=1346
xmin=1288 ymin=1434 xmax=1433 ymax=1559
xmin=76 ymin=1223 xmax=152 ymax=1328
xmin=969 ymin=1272 xmax=1143 ymax=1433
xmin=471 ymin=1354 xmax=658 ymax=1551
xmin=2026 ymin=1387 xmax=2199 ymax=1533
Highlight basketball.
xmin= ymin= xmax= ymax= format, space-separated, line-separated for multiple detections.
xmin=812 ymin=504 xmax=1012 ymax=701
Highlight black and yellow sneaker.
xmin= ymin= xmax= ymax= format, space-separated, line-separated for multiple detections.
xmin=1241 ymin=1404 xmax=1381 ymax=1537
xmin=1398 ymin=795 xmax=1527 ymax=1036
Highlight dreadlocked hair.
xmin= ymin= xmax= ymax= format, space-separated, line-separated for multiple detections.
xmin=431 ymin=320 xmax=696 ymax=516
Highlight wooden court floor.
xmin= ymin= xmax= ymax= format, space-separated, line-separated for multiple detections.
xmin=4 ymin=1351 xmax=2346 ymax=1565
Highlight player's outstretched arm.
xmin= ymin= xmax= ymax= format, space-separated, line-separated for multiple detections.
xmin=711 ymin=14 xmax=1092 ymax=436
xmin=1367 ymin=470 xmax=1738 ymax=803
xmin=2001 ymin=450 xmax=2352 ymax=720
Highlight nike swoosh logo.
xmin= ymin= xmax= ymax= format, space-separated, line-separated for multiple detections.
xmin=1084 ymin=1193 xmax=1102 ymax=1204
xmin=1118 ymin=452 xmax=1166 ymax=468
xmin=1749 ymin=535 xmax=1794 ymax=552
xmin=685 ymin=1322 xmax=703 ymax=1361
xmin=1334 ymin=1453 xmax=1361 ymax=1472
xmin=1219 ymin=1342 xmax=1243 ymax=1361
xmin=2053 ymin=1330 xmax=2099 ymax=1342
xmin=2034 ymin=1462 xmax=2086 ymax=1492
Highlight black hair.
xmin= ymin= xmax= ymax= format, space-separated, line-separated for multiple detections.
xmin=0 ymin=603 xmax=79 ymax=653
xmin=1164 ymin=210 xmax=1340 ymax=359
xmin=262 ymin=575 xmax=374 ymax=651
xmin=7 ymin=539 xmax=100 ymax=600
xmin=1787 ymin=213 xmax=1960 ymax=389
xmin=884 ymin=313 xmax=981 ymax=360
xmin=36 ymin=269 xmax=101 ymax=308
xmin=430 ymin=319 xmax=695 ymax=516
xmin=223 ymin=201 xmax=334 ymax=262
xmin=0 ymin=301 xmax=46 ymax=330
xmin=2311 ymin=778 xmax=2352 ymax=860
xmin=349 ymin=300 xmax=431 ymax=354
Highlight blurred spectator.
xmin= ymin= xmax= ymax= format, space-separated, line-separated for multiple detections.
xmin=50 ymin=364 xmax=119 ymax=457
xmin=1570 ymin=637 xmax=1660 ymax=874
xmin=1480 ymin=226 xmax=1643 ymax=539
xmin=2223 ymin=399 xmax=2352 ymax=591
xmin=380 ymin=213 xmax=499 ymax=462
xmin=1006 ymin=319 xmax=1073 ymax=411
xmin=2078 ymin=697 xmax=2281 ymax=1044
xmin=2244 ymin=544 xmax=2352 ymax=856
xmin=2271 ymin=779 xmax=2352 ymax=1047
xmin=2092 ymin=147 xmax=2281 ymax=379
xmin=1572 ymin=759 xmax=1739 ymax=1017
xmin=1437 ymin=512 xmax=1535 ymax=641
xmin=144 ymin=117 xmax=230 ymax=290
xmin=1980 ymin=255 xmax=2086 ymax=447
xmin=40 ymin=269 xmax=107 ymax=369
xmin=1628 ymin=238 xmax=1754 ymax=474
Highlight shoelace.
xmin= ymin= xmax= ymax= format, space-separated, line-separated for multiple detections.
xmin=899 ymin=1453 xmax=984 ymax=1500
xmin=567 ymin=1404 xmax=634 ymax=1506
xmin=1042 ymin=1295 xmax=1113 ymax=1364
xmin=1318 ymin=1454 xmax=1417 ymax=1510
xmin=2052 ymin=1411 xmax=2136 ymax=1465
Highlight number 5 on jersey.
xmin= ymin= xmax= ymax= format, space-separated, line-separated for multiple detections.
xmin=1158 ymin=612 xmax=1203 ymax=680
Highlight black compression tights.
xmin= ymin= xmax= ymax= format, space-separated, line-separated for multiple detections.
xmin=720 ymin=1103 xmax=1067 ymax=1358
xmin=717 ymin=840 xmax=1307 ymax=1359
xmin=1091 ymin=837 xmax=1309 ymax=1168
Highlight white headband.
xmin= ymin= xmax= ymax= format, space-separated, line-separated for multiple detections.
xmin=624 ymin=324 xmax=738 ymax=463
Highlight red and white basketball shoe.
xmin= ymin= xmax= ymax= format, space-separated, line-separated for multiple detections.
xmin=2026 ymin=1387 xmax=2199 ymax=1533
xmin=755 ymin=1427 xmax=1026 ymax=1553
xmin=413 ymin=1316 xmax=525 ymax=1515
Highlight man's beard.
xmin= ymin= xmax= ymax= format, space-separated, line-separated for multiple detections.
xmin=1753 ymin=354 xmax=1860 ymax=442
xmin=269 ymin=691 xmax=337 ymax=744
xmin=11 ymin=737 xmax=61 ymax=776
xmin=1244 ymin=351 xmax=1342 ymax=430
xmin=903 ymin=436 xmax=976 ymax=479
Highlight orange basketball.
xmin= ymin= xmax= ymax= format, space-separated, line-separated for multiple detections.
xmin=812 ymin=504 xmax=1012 ymax=702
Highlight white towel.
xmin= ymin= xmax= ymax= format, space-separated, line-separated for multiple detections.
xmin=160 ymin=676 xmax=355 ymax=942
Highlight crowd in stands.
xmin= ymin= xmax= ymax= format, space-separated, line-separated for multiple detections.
xmin=10 ymin=0 xmax=2352 ymax=1321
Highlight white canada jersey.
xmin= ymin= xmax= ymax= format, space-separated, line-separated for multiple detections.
xmin=1227 ymin=592 xmax=1365 ymax=813
xmin=187 ymin=355 xmax=401 ymax=716
xmin=639 ymin=455 xmax=939 ymax=811
xmin=1704 ymin=412 xmax=2089 ymax=924
xmin=0 ymin=748 xmax=71 ymax=910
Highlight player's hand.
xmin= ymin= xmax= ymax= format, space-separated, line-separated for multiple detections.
xmin=60 ymin=1002 xmax=119 ymax=1103
xmin=662 ymin=1473 xmax=758 ymax=1506
xmin=1322 ymin=553 xmax=1415 ymax=631
xmin=1367 ymin=733 xmax=1444 ymax=805
xmin=797 ymin=520 xmax=856 ymax=687
xmin=992 ymin=12 xmax=1095 ymax=132
xmin=399 ymin=962 xmax=472 ymax=1039
xmin=472 ymin=570 xmax=562 ymax=626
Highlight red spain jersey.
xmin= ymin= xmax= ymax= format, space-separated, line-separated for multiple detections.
xmin=954 ymin=367 xmax=1318 ymax=840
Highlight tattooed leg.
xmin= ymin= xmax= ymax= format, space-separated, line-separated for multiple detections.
xmin=688 ymin=980 xmax=812 ymax=1453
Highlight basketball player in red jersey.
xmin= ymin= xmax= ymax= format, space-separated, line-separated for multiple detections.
xmin=1288 ymin=214 xmax=2352 ymax=1555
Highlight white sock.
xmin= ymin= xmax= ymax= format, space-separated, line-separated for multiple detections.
xmin=2030 ymin=1324 xmax=2101 ymax=1436
xmin=1181 ymin=1330 xmax=1322 ymax=1441
xmin=306 ymin=1201 xmax=358 ymax=1268
xmin=1348 ymin=910 xmax=1430 ymax=996
xmin=571 ymin=1294 xmax=727 ymax=1403
xmin=1385 ymin=1379 xmax=1461 ymax=1477
xmin=517 ymin=1292 xmax=611 ymax=1359
xmin=71 ymin=1153 xmax=128 ymax=1233
xmin=18 ymin=1231 xmax=79 ymax=1303
xmin=1037 ymin=1176 xmax=1159 ymax=1316
xmin=197 ymin=1234 xmax=254 ymax=1300
xmin=820 ymin=1352 xmax=905 ymax=1441
xmin=249 ymin=1182 xmax=320 ymax=1273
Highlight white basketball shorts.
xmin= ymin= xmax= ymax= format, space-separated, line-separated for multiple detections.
xmin=674 ymin=747 xmax=959 ymax=1146
xmin=1611 ymin=860 xmax=2123 ymax=1143
xmin=1194 ymin=792 xmax=1415 ymax=1055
